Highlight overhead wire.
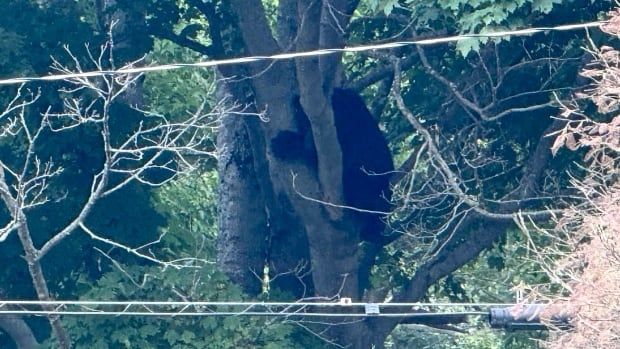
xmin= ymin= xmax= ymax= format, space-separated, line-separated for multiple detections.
xmin=0 ymin=310 xmax=489 ymax=318
xmin=0 ymin=21 xmax=605 ymax=86
xmin=0 ymin=300 xmax=538 ymax=317
xmin=0 ymin=300 xmax=525 ymax=307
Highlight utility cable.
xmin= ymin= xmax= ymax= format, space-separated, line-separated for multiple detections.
xmin=0 ymin=21 xmax=604 ymax=86
xmin=0 ymin=300 xmax=541 ymax=317
xmin=0 ymin=310 xmax=489 ymax=318
xmin=0 ymin=300 xmax=527 ymax=307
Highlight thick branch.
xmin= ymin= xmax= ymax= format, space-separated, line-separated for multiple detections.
xmin=275 ymin=0 xmax=300 ymax=50
xmin=416 ymin=46 xmax=486 ymax=118
xmin=348 ymin=55 xmax=417 ymax=92
xmin=319 ymin=0 xmax=351 ymax=87
xmin=296 ymin=0 xmax=345 ymax=217
xmin=0 ymin=316 xmax=39 ymax=349
xmin=295 ymin=0 xmax=324 ymax=89
xmin=16 ymin=216 xmax=71 ymax=348
xmin=229 ymin=0 xmax=281 ymax=55
xmin=155 ymin=29 xmax=218 ymax=57
xmin=187 ymin=0 xmax=225 ymax=56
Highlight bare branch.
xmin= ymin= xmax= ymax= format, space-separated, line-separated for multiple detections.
xmin=391 ymin=58 xmax=555 ymax=222
xmin=80 ymin=223 xmax=209 ymax=269
xmin=35 ymin=44 xmax=226 ymax=259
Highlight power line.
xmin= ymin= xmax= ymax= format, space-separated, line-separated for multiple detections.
xmin=0 ymin=21 xmax=604 ymax=87
xmin=0 ymin=301 xmax=564 ymax=332
xmin=0 ymin=300 xmax=525 ymax=307
xmin=0 ymin=310 xmax=488 ymax=318
xmin=0 ymin=300 xmax=542 ymax=317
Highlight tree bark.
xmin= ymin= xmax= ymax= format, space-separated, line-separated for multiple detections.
xmin=221 ymin=1 xmax=369 ymax=344
xmin=215 ymin=91 xmax=269 ymax=294
xmin=0 ymin=316 xmax=39 ymax=349
xmin=17 ymin=220 xmax=71 ymax=349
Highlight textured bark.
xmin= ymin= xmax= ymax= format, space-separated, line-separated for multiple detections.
xmin=276 ymin=0 xmax=299 ymax=49
xmin=243 ymin=88 xmax=315 ymax=295
xmin=224 ymin=1 xmax=368 ymax=344
xmin=215 ymin=81 xmax=269 ymax=294
xmin=228 ymin=0 xmax=363 ymax=287
xmin=0 ymin=316 xmax=39 ymax=349
xmin=17 ymin=222 xmax=70 ymax=349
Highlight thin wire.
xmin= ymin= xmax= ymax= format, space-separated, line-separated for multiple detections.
xmin=0 ymin=310 xmax=489 ymax=318
xmin=0 ymin=300 xmax=528 ymax=307
xmin=0 ymin=300 xmax=543 ymax=317
xmin=0 ymin=21 xmax=604 ymax=86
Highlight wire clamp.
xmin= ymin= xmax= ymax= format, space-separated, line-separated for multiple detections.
xmin=365 ymin=303 xmax=380 ymax=316
xmin=339 ymin=298 xmax=352 ymax=306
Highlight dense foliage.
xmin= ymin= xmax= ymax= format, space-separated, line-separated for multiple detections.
xmin=42 ymin=174 xmax=320 ymax=349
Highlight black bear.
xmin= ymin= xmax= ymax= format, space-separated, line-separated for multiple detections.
xmin=271 ymin=88 xmax=394 ymax=244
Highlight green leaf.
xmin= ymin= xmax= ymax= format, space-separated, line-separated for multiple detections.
xmin=532 ymin=0 xmax=562 ymax=14
xmin=455 ymin=37 xmax=481 ymax=56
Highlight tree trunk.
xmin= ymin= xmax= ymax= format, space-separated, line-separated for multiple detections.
xmin=16 ymin=221 xmax=71 ymax=349
xmin=216 ymin=81 xmax=269 ymax=294
xmin=212 ymin=1 xmax=375 ymax=346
